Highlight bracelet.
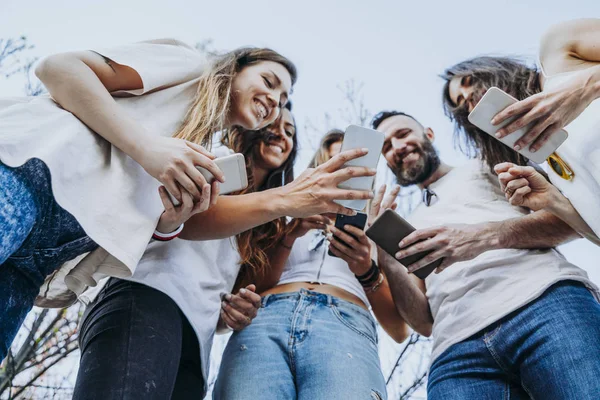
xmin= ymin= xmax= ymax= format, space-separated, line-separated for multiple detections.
xmin=367 ymin=273 xmax=385 ymax=293
xmin=152 ymin=224 xmax=184 ymax=241
xmin=355 ymin=260 xmax=378 ymax=281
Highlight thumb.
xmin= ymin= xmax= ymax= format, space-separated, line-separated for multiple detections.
xmin=245 ymin=284 xmax=257 ymax=292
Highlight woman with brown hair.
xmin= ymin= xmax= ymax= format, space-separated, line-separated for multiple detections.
xmin=441 ymin=18 xmax=600 ymax=244
xmin=213 ymin=129 xmax=408 ymax=400
xmin=0 ymin=38 xmax=375 ymax=398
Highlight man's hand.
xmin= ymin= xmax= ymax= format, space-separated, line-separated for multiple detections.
xmin=395 ymin=223 xmax=499 ymax=274
xmin=220 ymin=284 xmax=262 ymax=331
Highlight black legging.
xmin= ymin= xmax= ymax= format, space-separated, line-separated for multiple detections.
xmin=73 ymin=279 xmax=203 ymax=400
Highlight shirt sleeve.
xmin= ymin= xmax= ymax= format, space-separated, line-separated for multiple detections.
xmin=92 ymin=39 xmax=206 ymax=96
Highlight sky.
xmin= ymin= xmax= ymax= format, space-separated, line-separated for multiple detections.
xmin=2 ymin=0 xmax=599 ymax=397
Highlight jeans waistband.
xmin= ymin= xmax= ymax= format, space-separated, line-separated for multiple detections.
xmin=261 ymin=288 xmax=372 ymax=318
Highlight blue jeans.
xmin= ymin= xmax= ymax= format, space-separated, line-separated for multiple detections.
xmin=428 ymin=280 xmax=600 ymax=400
xmin=0 ymin=159 xmax=98 ymax=360
xmin=213 ymin=289 xmax=387 ymax=400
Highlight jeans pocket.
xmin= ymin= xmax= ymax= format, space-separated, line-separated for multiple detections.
xmin=330 ymin=302 xmax=378 ymax=346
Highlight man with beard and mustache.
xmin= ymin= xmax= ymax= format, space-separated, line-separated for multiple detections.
xmin=370 ymin=110 xmax=600 ymax=400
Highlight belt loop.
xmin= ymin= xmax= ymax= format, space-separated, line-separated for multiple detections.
xmin=327 ymin=293 xmax=334 ymax=307
xmin=261 ymin=294 xmax=272 ymax=308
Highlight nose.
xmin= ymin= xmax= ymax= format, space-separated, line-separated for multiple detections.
xmin=392 ymin=138 xmax=407 ymax=153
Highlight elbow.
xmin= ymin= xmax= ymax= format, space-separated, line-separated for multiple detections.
xmin=389 ymin=326 xmax=410 ymax=344
xmin=35 ymin=53 xmax=77 ymax=83
xmin=416 ymin=324 xmax=432 ymax=338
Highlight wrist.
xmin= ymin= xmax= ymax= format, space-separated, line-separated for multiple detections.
xmin=478 ymin=221 xmax=504 ymax=251
xmin=269 ymin=187 xmax=289 ymax=219
xmin=153 ymin=223 xmax=184 ymax=241
xmin=546 ymin=187 xmax=570 ymax=218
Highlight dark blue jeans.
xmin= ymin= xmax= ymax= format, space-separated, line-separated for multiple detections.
xmin=0 ymin=159 xmax=98 ymax=360
xmin=428 ymin=280 xmax=600 ymax=400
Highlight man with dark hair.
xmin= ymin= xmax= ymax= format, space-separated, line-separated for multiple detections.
xmin=371 ymin=111 xmax=600 ymax=400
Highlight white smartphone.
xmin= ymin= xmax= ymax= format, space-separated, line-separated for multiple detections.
xmin=168 ymin=153 xmax=248 ymax=204
xmin=468 ymin=87 xmax=568 ymax=164
xmin=334 ymin=125 xmax=385 ymax=211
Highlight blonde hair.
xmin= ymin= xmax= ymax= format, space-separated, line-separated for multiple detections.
xmin=173 ymin=47 xmax=297 ymax=147
xmin=308 ymin=128 xmax=345 ymax=168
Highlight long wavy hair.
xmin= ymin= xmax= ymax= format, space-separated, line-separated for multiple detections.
xmin=308 ymin=128 xmax=345 ymax=168
xmin=222 ymin=102 xmax=298 ymax=284
xmin=441 ymin=56 xmax=541 ymax=171
xmin=173 ymin=47 xmax=297 ymax=147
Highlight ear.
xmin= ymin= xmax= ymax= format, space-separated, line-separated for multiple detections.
xmin=424 ymin=127 xmax=435 ymax=143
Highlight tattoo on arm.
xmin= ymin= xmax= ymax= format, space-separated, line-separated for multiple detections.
xmin=90 ymin=51 xmax=116 ymax=73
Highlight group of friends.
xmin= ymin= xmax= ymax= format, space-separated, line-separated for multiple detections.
xmin=1 ymin=17 xmax=599 ymax=400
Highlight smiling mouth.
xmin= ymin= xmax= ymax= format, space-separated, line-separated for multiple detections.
xmin=266 ymin=143 xmax=284 ymax=154
xmin=398 ymin=150 xmax=419 ymax=165
xmin=254 ymin=99 xmax=268 ymax=120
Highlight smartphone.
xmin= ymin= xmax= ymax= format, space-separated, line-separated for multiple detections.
xmin=328 ymin=212 xmax=368 ymax=257
xmin=468 ymin=87 xmax=568 ymax=164
xmin=168 ymin=153 xmax=248 ymax=204
xmin=365 ymin=209 xmax=442 ymax=279
xmin=334 ymin=125 xmax=385 ymax=211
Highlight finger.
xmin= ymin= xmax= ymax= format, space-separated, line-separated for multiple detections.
xmin=398 ymin=227 xmax=440 ymax=248
xmin=185 ymin=164 xmax=209 ymax=196
xmin=506 ymin=178 xmax=529 ymax=193
xmin=222 ymin=300 xmax=253 ymax=323
xmin=327 ymin=236 xmax=360 ymax=261
xmin=327 ymin=241 xmax=350 ymax=261
xmin=164 ymin=180 xmax=182 ymax=204
xmin=382 ymin=185 xmax=401 ymax=210
xmin=320 ymin=148 xmax=369 ymax=173
xmin=328 ymin=188 xmax=374 ymax=202
xmin=210 ymin=180 xmax=220 ymax=207
xmin=509 ymin=186 xmax=532 ymax=206
xmin=224 ymin=294 xmax=257 ymax=317
xmin=185 ymin=141 xmax=216 ymax=159
xmin=335 ymin=205 xmax=358 ymax=217
xmin=193 ymin=154 xmax=226 ymax=183
xmin=497 ymin=171 xmax=516 ymax=191
xmin=513 ymin=119 xmax=552 ymax=151
xmin=406 ymin=249 xmax=445 ymax=273
xmin=343 ymin=225 xmax=369 ymax=245
xmin=180 ymin=189 xmax=195 ymax=212
xmin=492 ymin=96 xmax=537 ymax=128
xmin=369 ymin=184 xmax=387 ymax=220
xmin=507 ymin=165 xmax=537 ymax=179
xmin=220 ymin=309 xmax=243 ymax=331
xmin=331 ymin=166 xmax=377 ymax=185
xmin=528 ymin=123 xmax=560 ymax=153
xmin=158 ymin=186 xmax=175 ymax=212
xmin=174 ymin=171 xmax=203 ymax=201
xmin=396 ymin=238 xmax=440 ymax=260
xmin=494 ymin=162 xmax=516 ymax=175
xmin=239 ymin=286 xmax=262 ymax=308
xmin=331 ymin=225 xmax=363 ymax=248
xmin=390 ymin=202 xmax=398 ymax=211
xmin=305 ymin=215 xmax=332 ymax=226
xmin=192 ymin=184 xmax=212 ymax=214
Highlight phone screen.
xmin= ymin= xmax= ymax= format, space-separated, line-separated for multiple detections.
xmin=328 ymin=213 xmax=368 ymax=257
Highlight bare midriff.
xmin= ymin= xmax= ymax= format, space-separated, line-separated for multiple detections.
xmin=260 ymin=281 xmax=368 ymax=310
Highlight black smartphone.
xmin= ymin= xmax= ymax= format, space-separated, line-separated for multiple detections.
xmin=328 ymin=212 xmax=368 ymax=257
xmin=365 ymin=209 xmax=442 ymax=279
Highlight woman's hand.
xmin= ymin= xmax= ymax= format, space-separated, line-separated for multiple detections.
xmin=282 ymin=215 xmax=332 ymax=247
xmin=220 ymin=284 xmax=262 ymax=331
xmin=494 ymin=162 xmax=560 ymax=211
xmin=135 ymin=138 xmax=225 ymax=204
xmin=328 ymin=225 xmax=373 ymax=276
xmin=491 ymin=72 xmax=597 ymax=153
xmin=277 ymin=148 xmax=376 ymax=217
xmin=368 ymin=184 xmax=400 ymax=227
xmin=155 ymin=183 xmax=219 ymax=234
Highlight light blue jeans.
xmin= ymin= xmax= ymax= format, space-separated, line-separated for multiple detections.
xmin=213 ymin=289 xmax=387 ymax=400
xmin=428 ymin=280 xmax=600 ymax=399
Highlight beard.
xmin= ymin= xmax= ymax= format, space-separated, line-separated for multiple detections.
xmin=389 ymin=139 xmax=441 ymax=186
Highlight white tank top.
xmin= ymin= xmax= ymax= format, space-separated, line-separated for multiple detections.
xmin=277 ymin=229 xmax=371 ymax=307
xmin=540 ymin=63 xmax=600 ymax=237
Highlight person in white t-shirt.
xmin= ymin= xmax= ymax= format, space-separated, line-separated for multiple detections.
xmin=213 ymin=130 xmax=409 ymax=400
xmin=442 ymin=18 xmax=600 ymax=244
xmin=0 ymin=40 xmax=376 ymax=365
xmin=370 ymin=110 xmax=600 ymax=399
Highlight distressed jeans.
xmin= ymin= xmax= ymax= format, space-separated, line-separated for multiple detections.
xmin=213 ymin=289 xmax=387 ymax=400
xmin=428 ymin=280 xmax=600 ymax=400
xmin=0 ymin=159 xmax=98 ymax=360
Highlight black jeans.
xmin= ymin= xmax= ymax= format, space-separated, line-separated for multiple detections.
xmin=73 ymin=279 xmax=203 ymax=400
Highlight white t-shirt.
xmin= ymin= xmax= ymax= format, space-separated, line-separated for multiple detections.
xmin=540 ymin=66 xmax=600 ymax=237
xmin=0 ymin=39 xmax=207 ymax=302
xmin=278 ymin=230 xmax=371 ymax=307
xmin=406 ymin=159 xmax=599 ymax=365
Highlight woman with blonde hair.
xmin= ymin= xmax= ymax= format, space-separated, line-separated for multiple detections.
xmin=0 ymin=38 xmax=374 ymax=379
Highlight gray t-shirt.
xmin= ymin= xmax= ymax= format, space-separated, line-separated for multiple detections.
xmin=406 ymin=159 xmax=599 ymax=365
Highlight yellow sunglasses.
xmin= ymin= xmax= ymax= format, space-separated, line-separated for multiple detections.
xmin=547 ymin=152 xmax=574 ymax=181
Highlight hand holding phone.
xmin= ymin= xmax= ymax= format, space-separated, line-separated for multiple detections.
xmin=468 ymin=87 xmax=568 ymax=164
xmin=365 ymin=209 xmax=441 ymax=279
xmin=328 ymin=213 xmax=368 ymax=257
